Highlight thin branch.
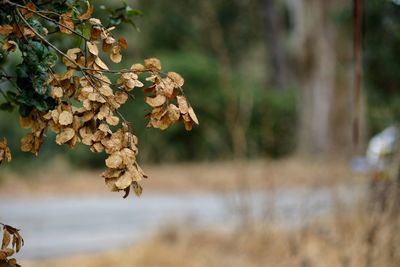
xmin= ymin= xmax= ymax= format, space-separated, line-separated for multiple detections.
xmin=13 ymin=6 xmax=186 ymax=130
xmin=88 ymin=73 xmax=112 ymax=85
xmin=12 ymin=11 xmax=29 ymax=43
xmin=85 ymin=73 xmax=130 ymax=124
xmin=7 ymin=0 xmax=90 ymax=42
xmin=15 ymin=9 xmax=130 ymax=124
xmin=15 ymin=9 xmax=84 ymax=71
xmin=48 ymin=67 xmax=73 ymax=105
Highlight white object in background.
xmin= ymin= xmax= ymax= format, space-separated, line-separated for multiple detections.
xmin=366 ymin=125 xmax=399 ymax=170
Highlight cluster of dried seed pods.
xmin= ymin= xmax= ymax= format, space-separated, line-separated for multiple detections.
xmin=0 ymin=1 xmax=198 ymax=198
xmin=0 ymin=224 xmax=23 ymax=267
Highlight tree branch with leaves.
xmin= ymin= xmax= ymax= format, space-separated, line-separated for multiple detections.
xmin=0 ymin=1 xmax=198 ymax=265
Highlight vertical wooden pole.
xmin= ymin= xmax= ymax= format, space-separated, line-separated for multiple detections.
xmin=353 ymin=0 xmax=363 ymax=151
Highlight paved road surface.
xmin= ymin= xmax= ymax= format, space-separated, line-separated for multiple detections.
xmin=0 ymin=186 xmax=365 ymax=261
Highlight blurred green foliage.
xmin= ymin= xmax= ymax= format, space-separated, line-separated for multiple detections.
xmin=364 ymin=0 xmax=400 ymax=135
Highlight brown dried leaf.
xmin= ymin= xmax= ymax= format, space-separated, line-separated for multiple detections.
xmin=167 ymin=104 xmax=180 ymax=122
xmin=20 ymin=133 xmax=34 ymax=152
xmin=132 ymin=182 xmax=143 ymax=197
xmin=150 ymin=106 xmax=168 ymax=120
xmin=118 ymin=37 xmax=128 ymax=49
xmin=119 ymin=72 xmax=143 ymax=91
xmin=144 ymin=58 xmax=161 ymax=71
xmin=89 ymin=18 xmax=102 ymax=26
xmin=98 ymin=123 xmax=111 ymax=134
xmin=184 ymin=120 xmax=193 ymax=131
xmin=105 ymin=152 xmax=123 ymax=169
xmin=91 ymin=26 xmax=102 ymax=41
xmin=99 ymin=85 xmax=113 ymax=97
xmin=81 ymin=110 xmax=94 ymax=122
xmin=106 ymin=115 xmax=119 ymax=126
xmin=19 ymin=116 xmax=33 ymax=128
xmin=67 ymin=134 xmax=79 ymax=149
xmin=130 ymin=63 xmax=145 ymax=72
xmin=110 ymin=46 xmax=122 ymax=63
xmin=92 ymin=129 xmax=107 ymax=142
xmin=121 ymin=148 xmax=135 ymax=165
xmin=66 ymin=48 xmax=81 ymax=61
xmin=56 ymin=128 xmax=75 ymax=145
xmin=88 ymin=92 xmax=106 ymax=103
xmin=1 ymin=229 xmax=10 ymax=249
xmin=50 ymin=110 xmax=60 ymax=123
xmin=108 ymin=99 xmax=120 ymax=110
xmin=102 ymin=135 xmax=123 ymax=154
xmin=0 ymin=225 xmax=23 ymax=258
xmin=115 ymin=172 xmax=132 ymax=190
xmin=22 ymin=2 xmax=37 ymax=19
xmin=2 ymin=248 xmax=13 ymax=257
xmin=0 ymin=250 xmax=6 ymax=260
xmin=115 ymin=91 xmax=128 ymax=105
xmin=158 ymin=115 xmax=172 ymax=130
xmin=91 ymin=142 xmax=104 ymax=153
xmin=188 ymin=106 xmax=199 ymax=125
xmin=105 ymin=178 xmax=118 ymax=192
xmin=127 ymin=165 xmax=142 ymax=181
xmin=2 ymin=40 xmax=17 ymax=52
xmin=4 ymin=147 xmax=11 ymax=163
xmin=86 ymin=41 xmax=99 ymax=56
xmin=0 ymin=25 xmax=14 ymax=36
xmin=58 ymin=111 xmax=73 ymax=125
xmin=94 ymin=57 xmax=109 ymax=70
xmin=82 ymin=99 xmax=92 ymax=110
xmin=78 ymin=5 xmax=94 ymax=21
xmin=102 ymin=169 xmax=123 ymax=179
xmin=161 ymin=78 xmax=175 ymax=98
xmin=79 ymin=127 xmax=94 ymax=145
xmin=177 ymin=95 xmax=189 ymax=114
xmin=145 ymin=95 xmax=166 ymax=108
xmin=59 ymin=13 xmax=74 ymax=34
xmin=20 ymin=26 xmax=35 ymax=38
xmin=33 ymin=136 xmax=43 ymax=155
xmin=102 ymin=37 xmax=115 ymax=53
xmin=12 ymin=233 xmax=23 ymax=253
xmin=72 ymin=116 xmax=81 ymax=131
xmin=54 ymin=69 xmax=75 ymax=81
xmin=0 ymin=138 xmax=8 ymax=150
xmin=167 ymin=72 xmax=184 ymax=87
xmin=51 ymin=87 xmax=63 ymax=98
xmin=97 ymin=105 xmax=110 ymax=120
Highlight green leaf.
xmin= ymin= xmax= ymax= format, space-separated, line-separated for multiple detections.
xmin=19 ymin=104 xmax=32 ymax=117
xmin=126 ymin=9 xmax=143 ymax=17
xmin=6 ymin=91 xmax=17 ymax=102
xmin=0 ymin=102 xmax=14 ymax=112
xmin=43 ymin=51 xmax=58 ymax=67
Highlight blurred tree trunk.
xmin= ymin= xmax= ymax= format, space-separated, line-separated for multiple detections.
xmin=260 ymin=0 xmax=288 ymax=90
xmin=286 ymin=0 xmax=361 ymax=157
xmin=201 ymin=1 xmax=253 ymax=160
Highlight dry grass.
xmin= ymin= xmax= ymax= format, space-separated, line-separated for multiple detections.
xmin=9 ymin=157 xmax=394 ymax=267
xmin=20 ymin=179 xmax=400 ymax=267
xmin=0 ymin=157 xmax=361 ymax=197
xmin=23 ymin=200 xmax=400 ymax=267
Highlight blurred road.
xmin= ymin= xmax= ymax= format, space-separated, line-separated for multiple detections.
xmin=0 ymin=186 xmax=365 ymax=261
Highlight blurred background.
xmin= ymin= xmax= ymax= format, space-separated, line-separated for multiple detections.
xmin=1 ymin=0 xmax=400 ymax=266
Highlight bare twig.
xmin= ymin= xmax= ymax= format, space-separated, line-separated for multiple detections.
xmin=6 ymin=0 xmax=90 ymax=41
xmin=15 ymin=9 xmax=130 ymax=125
